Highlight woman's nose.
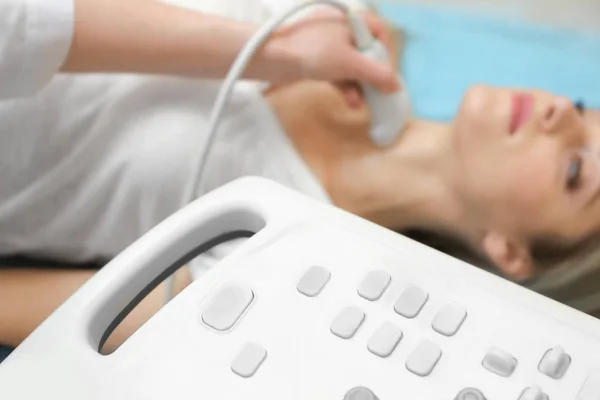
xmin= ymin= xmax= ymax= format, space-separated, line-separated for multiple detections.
xmin=541 ymin=97 xmax=579 ymax=134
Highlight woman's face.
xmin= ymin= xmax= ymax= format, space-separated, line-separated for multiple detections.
xmin=452 ymin=84 xmax=600 ymax=247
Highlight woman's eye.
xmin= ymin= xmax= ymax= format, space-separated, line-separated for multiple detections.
xmin=566 ymin=155 xmax=583 ymax=191
xmin=574 ymin=100 xmax=586 ymax=114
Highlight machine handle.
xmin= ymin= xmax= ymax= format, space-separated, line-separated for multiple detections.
xmin=36 ymin=177 xmax=313 ymax=355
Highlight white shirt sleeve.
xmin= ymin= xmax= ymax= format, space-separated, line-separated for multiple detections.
xmin=0 ymin=0 xmax=74 ymax=100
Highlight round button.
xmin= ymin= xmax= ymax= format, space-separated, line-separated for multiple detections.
xmin=344 ymin=387 xmax=379 ymax=400
xmin=455 ymin=388 xmax=486 ymax=400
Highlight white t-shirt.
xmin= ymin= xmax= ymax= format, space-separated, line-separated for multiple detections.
xmin=0 ymin=71 xmax=333 ymax=263
xmin=0 ymin=0 xmax=377 ymax=276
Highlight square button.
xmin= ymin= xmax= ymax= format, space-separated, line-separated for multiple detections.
xmin=331 ymin=306 xmax=365 ymax=339
xmin=538 ymin=346 xmax=571 ymax=379
xmin=297 ymin=266 xmax=330 ymax=297
xmin=406 ymin=341 xmax=442 ymax=377
xmin=231 ymin=343 xmax=267 ymax=378
xmin=358 ymin=270 xmax=391 ymax=301
xmin=367 ymin=322 xmax=403 ymax=358
xmin=394 ymin=285 xmax=428 ymax=318
xmin=432 ymin=304 xmax=467 ymax=336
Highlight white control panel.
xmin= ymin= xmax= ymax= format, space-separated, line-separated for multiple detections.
xmin=1 ymin=177 xmax=599 ymax=400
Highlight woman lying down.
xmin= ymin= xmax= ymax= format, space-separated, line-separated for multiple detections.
xmin=2 ymin=0 xmax=600 ymax=353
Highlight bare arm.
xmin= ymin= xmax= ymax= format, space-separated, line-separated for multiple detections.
xmin=60 ymin=0 xmax=398 ymax=91
xmin=60 ymin=0 xmax=290 ymax=81
xmin=0 ymin=266 xmax=191 ymax=353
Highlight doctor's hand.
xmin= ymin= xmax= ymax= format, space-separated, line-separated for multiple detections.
xmin=259 ymin=9 xmax=400 ymax=94
xmin=59 ymin=0 xmax=398 ymax=93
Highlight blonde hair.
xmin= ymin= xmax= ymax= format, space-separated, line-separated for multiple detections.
xmin=528 ymin=238 xmax=600 ymax=318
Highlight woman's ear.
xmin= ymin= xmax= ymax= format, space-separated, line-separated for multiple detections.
xmin=481 ymin=232 xmax=534 ymax=280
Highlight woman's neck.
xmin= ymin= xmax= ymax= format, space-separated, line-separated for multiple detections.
xmin=265 ymin=82 xmax=470 ymax=235
xmin=322 ymin=119 xmax=469 ymax=234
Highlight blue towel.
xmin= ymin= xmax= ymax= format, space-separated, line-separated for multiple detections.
xmin=378 ymin=3 xmax=600 ymax=121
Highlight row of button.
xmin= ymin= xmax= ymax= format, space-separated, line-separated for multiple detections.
xmin=343 ymin=385 xmax=545 ymax=400
xmin=343 ymin=385 xmax=548 ymax=400
xmin=228 ymin=329 xmax=442 ymax=380
xmin=201 ymin=268 xmax=466 ymax=338
xmin=298 ymin=266 xmax=467 ymax=337
xmin=229 ymin=334 xmax=442 ymax=380
xmin=330 ymin=306 xmax=442 ymax=377
xmin=229 ymin=342 xmax=574 ymax=398
xmin=482 ymin=346 xmax=571 ymax=380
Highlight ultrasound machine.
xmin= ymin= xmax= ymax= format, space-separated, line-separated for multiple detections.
xmin=0 ymin=1 xmax=599 ymax=399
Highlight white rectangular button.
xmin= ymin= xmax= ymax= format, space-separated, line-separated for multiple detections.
xmin=231 ymin=343 xmax=267 ymax=378
xmin=367 ymin=322 xmax=403 ymax=358
xmin=432 ymin=304 xmax=467 ymax=336
xmin=578 ymin=370 xmax=600 ymax=400
xmin=482 ymin=348 xmax=517 ymax=377
xmin=297 ymin=266 xmax=330 ymax=297
xmin=201 ymin=285 xmax=254 ymax=331
xmin=331 ymin=306 xmax=365 ymax=339
xmin=394 ymin=285 xmax=428 ymax=318
xmin=539 ymin=346 xmax=571 ymax=379
xmin=406 ymin=341 xmax=442 ymax=377
xmin=358 ymin=270 xmax=391 ymax=301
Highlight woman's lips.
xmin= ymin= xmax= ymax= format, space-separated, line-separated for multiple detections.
xmin=510 ymin=93 xmax=533 ymax=134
